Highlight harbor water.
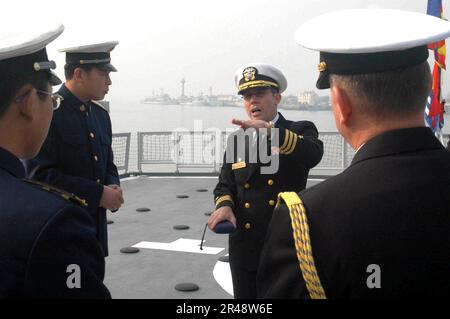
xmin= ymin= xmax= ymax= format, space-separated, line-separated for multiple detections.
xmin=109 ymin=101 xmax=450 ymax=135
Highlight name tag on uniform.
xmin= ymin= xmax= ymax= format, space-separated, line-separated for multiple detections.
xmin=232 ymin=161 xmax=247 ymax=170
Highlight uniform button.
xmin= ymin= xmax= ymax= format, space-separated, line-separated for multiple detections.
xmin=96 ymin=179 xmax=100 ymax=183
xmin=80 ymin=105 xmax=86 ymax=112
xmin=245 ymin=223 xmax=251 ymax=230
xmin=267 ymin=179 xmax=274 ymax=186
xmin=244 ymin=183 xmax=251 ymax=189
xmin=94 ymin=155 xmax=98 ymax=161
xmin=269 ymin=200 xmax=275 ymax=206
xmin=90 ymin=132 xmax=95 ymax=139
xmin=244 ymin=202 xmax=251 ymax=209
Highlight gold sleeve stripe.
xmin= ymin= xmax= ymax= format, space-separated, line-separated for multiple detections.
xmin=280 ymin=130 xmax=293 ymax=152
xmin=280 ymin=131 xmax=295 ymax=154
xmin=286 ymin=131 xmax=295 ymax=152
xmin=286 ymin=132 xmax=296 ymax=153
xmin=277 ymin=192 xmax=327 ymax=299
xmin=215 ymin=195 xmax=234 ymax=207
xmin=280 ymin=129 xmax=290 ymax=150
xmin=283 ymin=133 xmax=298 ymax=155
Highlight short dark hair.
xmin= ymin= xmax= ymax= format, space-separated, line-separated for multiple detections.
xmin=330 ymin=61 xmax=432 ymax=119
xmin=64 ymin=64 xmax=96 ymax=80
xmin=0 ymin=71 xmax=50 ymax=118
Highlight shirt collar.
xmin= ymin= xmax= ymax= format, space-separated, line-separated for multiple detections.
xmin=0 ymin=147 xmax=26 ymax=178
xmin=355 ymin=142 xmax=365 ymax=154
xmin=271 ymin=113 xmax=280 ymax=125
xmin=351 ymin=127 xmax=443 ymax=166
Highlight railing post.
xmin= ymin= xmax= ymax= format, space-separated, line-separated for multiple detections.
xmin=191 ymin=131 xmax=195 ymax=166
xmin=211 ymin=133 xmax=215 ymax=173
xmin=137 ymin=132 xmax=142 ymax=173
xmin=124 ymin=133 xmax=131 ymax=174
xmin=174 ymin=131 xmax=179 ymax=173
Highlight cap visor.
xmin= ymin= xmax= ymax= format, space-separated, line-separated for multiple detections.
xmin=49 ymin=70 xmax=62 ymax=86
xmin=316 ymin=72 xmax=330 ymax=90
xmin=98 ymin=63 xmax=117 ymax=72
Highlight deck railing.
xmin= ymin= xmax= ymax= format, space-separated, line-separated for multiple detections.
xmin=111 ymin=133 xmax=131 ymax=174
xmin=112 ymin=131 xmax=449 ymax=177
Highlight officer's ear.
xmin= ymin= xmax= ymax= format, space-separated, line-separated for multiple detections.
xmin=72 ymin=67 xmax=86 ymax=83
xmin=330 ymin=84 xmax=352 ymax=127
xmin=14 ymin=84 xmax=35 ymax=121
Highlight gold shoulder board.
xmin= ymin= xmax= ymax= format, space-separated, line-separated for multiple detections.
xmin=22 ymin=178 xmax=88 ymax=208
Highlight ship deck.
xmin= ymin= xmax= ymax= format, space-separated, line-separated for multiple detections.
xmin=104 ymin=176 xmax=323 ymax=299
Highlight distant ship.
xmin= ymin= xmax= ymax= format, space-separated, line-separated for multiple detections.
xmin=142 ymin=96 xmax=177 ymax=105
xmin=142 ymin=91 xmax=177 ymax=105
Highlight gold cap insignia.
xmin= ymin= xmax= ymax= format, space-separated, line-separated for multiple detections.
xmin=243 ymin=67 xmax=257 ymax=82
xmin=318 ymin=61 xmax=327 ymax=72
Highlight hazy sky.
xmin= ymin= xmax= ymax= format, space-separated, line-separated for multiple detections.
xmin=5 ymin=0 xmax=449 ymax=102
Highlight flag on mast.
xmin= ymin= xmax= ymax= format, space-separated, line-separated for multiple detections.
xmin=425 ymin=0 xmax=446 ymax=136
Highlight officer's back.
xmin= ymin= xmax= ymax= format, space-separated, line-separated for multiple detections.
xmin=0 ymin=158 xmax=110 ymax=298
xmin=257 ymin=9 xmax=450 ymax=299
xmin=298 ymin=129 xmax=450 ymax=297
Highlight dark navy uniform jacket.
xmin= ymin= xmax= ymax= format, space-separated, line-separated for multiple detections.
xmin=0 ymin=147 xmax=110 ymax=298
xmin=25 ymin=84 xmax=120 ymax=256
xmin=214 ymin=113 xmax=324 ymax=272
xmin=257 ymin=127 xmax=450 ymax=298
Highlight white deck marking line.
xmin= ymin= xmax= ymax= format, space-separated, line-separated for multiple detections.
xmin=133 ymin=238 xmax=224 ymax=255
xmin=119 ymin=176 xmax=141 ymax=181
xmin=213 ymin=255 xmax=234 ymax=297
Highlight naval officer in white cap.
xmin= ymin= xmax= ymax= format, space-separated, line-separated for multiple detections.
xmin=257 ymin=9 xmax=450 ymax=299
xmin=209 ymin=62 xmax=324 ymax=298
xmin=26 ymin=42 xmax=123 ymax=257
xmin=0 ymin=24 xmax=110 ymax=298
